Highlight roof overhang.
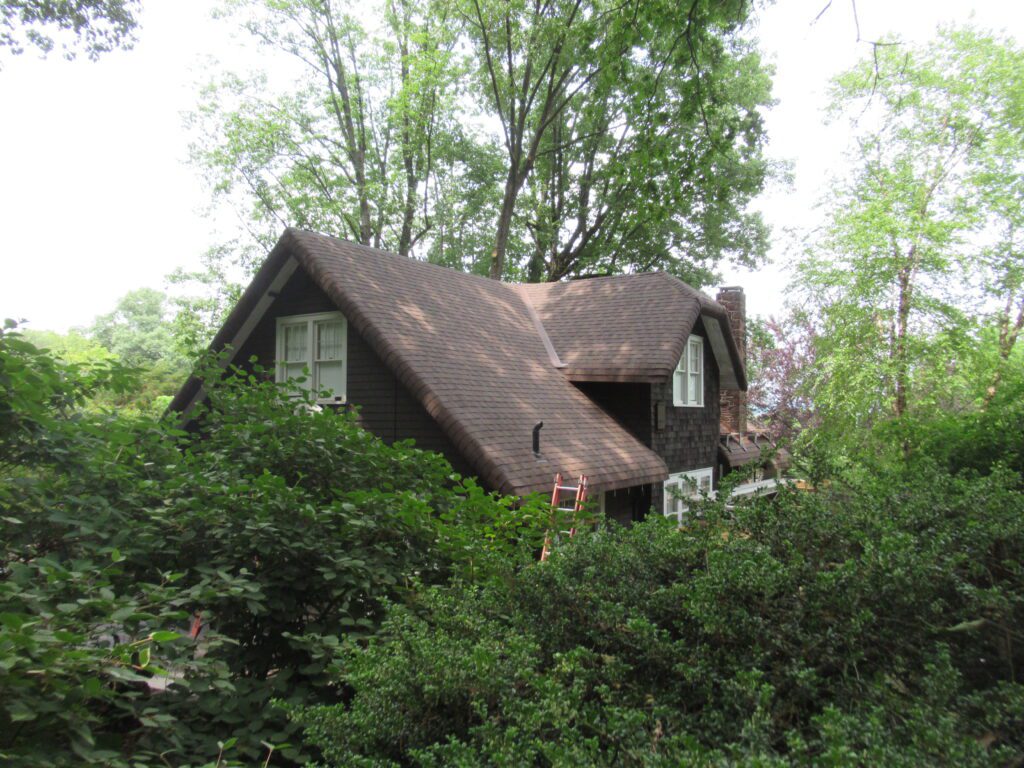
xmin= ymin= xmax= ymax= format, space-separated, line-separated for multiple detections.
xmin=702 ymin=315 xmax=742 ymax=390
xmin=167 ymin=235 xmax=299 ymax=419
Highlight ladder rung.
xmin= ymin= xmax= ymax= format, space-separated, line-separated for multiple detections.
xmin=555 ymin=485 xmax=579 ymax=492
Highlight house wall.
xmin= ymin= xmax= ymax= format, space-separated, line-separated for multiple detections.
xmin=649 ymin=319 xmax=721 ymax=513
xmin=575 ymin=319 xmax=722 ymax=517
xmin=574 ymin=382 xmax=651 ymax=445
xmin=231 ymin=266 xmax=723 ymax=516
xmin=601 ymin=484 xmax=653 ymax=526
xmin=234 ymin=267 xmax=474 ymax=477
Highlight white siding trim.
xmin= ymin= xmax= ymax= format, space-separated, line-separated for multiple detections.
xmin=177 ymin=257 xmax=299 ymax=420
xmin=663 ymin=467 xmax=714 ymax=522
xmin=672 ymin=335 xmax=704 ymax=407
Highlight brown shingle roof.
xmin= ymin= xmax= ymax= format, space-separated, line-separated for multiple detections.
xmin=171 ymin=229 xmax=675 ymax=496
xmin=518 ymin=273 xmax=746 ymax=387
xmin=718 ymin=432 xmax=792 ymax=475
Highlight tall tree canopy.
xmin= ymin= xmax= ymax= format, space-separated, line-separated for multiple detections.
xmin=192 ymin=0 xmax=773 ymax=286
xmin=195 ymin=0 xmax=478 ymax=259
xmin=462 ymin=0 xmax=772 ymax=280
xmin=795 ymin=27 xmax=1024 ymax=438
xmin=1 ymin=0 xmax=139 ymax=61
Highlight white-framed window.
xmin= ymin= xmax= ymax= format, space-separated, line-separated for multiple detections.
xmin=663 ymin=467 xmax=714 ymax=522
xmin=672 ymin=335 xmax=703 ymax=407
xmin=275 ymin=312 xmax=347 ymax=403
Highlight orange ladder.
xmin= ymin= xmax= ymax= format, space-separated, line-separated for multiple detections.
xmin=540 ymin=473 xmax=588 ymax=561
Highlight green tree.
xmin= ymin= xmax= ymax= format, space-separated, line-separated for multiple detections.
xmin=460 ymin=0 xmax=772 ymax=281
xmin=1 ymin=0 xmax=138 ymax=61
xmin=797 ymin=27 xmax=1024 ymax=438
xmin=166 ymin=241 xmax=253 ymax=359
xmin=192 ymin=0 xmax=773 ymax=290
xmin=193 ymin=0 xmax=478 ymax=259
xmin=88 ymin=287 xmax=180 ymax=368
xmin=20 ymin=327 xmax=115 ymax=367
xmin=82 ymin=288 xmax=190 ymax=415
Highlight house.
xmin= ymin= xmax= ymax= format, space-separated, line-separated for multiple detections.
xmin=169 ymin=228 xmax=784 ymax=523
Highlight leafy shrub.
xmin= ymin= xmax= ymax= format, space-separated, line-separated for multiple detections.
xmin=294 ymin=463 xmax=1024 ymax=766
xmin=0 ymin=325 xmax=547 ymax=765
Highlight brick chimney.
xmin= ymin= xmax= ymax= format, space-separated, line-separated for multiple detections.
xmin=716 ymin=286 xmax=747 ymax=435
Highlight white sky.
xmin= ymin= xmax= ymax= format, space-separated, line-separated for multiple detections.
xmin=1 ymin=0 xmax=1022 ymax=332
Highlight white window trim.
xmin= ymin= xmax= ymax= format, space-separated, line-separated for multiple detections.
xmin=275 ymin=311 xmax=347 ymax=404
xmin=663 ymin=467 xmax=714 ymax=522
xmin=672 ymin=335 xmax=704 ymax=407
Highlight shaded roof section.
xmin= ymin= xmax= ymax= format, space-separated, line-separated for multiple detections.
xmin=718 ymin=431 xmax=792 ymax=475
xmin=518 ymin=274 xmax=746 ymax=387
xmin=170 ymin=229 xmax=669 ymax=497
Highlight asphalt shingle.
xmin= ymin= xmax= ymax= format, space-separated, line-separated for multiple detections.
xmin=171 ymin=229 xmax=747 ymax=497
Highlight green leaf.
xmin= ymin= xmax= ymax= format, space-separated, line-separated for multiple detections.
xmin=148 ymin=630 xmax=182 ymax=643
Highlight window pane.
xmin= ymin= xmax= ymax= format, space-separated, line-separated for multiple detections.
xmin=689 ymin=340 xmax=700 ymax=371
xmin=699 ymin=474 xmax=712 ymax=493
xmin=673 ymin=370 xmax=684 ymax=404
xmin=316 ymin=360 xmax=345 ymax=397
xmin=284 ymin=324 xmax=307 ymax=361
xmin=690 ymin=372 xmax=700 ymax=404
xmin=285 ymin=362 xmax=309 ymax=387
xmin=316 ymin=320 xmax=344 ymax=361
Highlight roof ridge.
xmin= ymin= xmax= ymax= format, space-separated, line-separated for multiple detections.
xmin=511 ymin=285 xmax=566 ymax=370
xmin=653 ymin=271 xmax=725 ymax=312
xmin=287 ymin=228 xmax=510 ymax=293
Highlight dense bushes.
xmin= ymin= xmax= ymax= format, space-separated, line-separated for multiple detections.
xmin=295 ymin=464 xmax=1024 ymax=765
xmin=4 ymin=322 xmax=1024 ymax=765
xmin=0 ymin=326 xmax=546 ymax=766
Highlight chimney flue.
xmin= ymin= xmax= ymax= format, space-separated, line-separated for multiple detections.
xmin=716 ymin=286 xmax=747 ymax=435
xmin=532 ymin=421 xmax=544 ymax=457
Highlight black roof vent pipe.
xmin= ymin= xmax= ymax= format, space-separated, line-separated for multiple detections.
xmin=532 ymin=421 xmax=544 ymax=457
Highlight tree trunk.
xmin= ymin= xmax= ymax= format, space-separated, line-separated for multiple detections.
xmin=893 ymin=262 xmax=913 ymax=418
xmin=397 ymin=81 xmax=416 ymax=254
xmin=490 ymin=170 xmax=522 ymax=280
xmin=983 ymin=293 xmax=1024 ymax=407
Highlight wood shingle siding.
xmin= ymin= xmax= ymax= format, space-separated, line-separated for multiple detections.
xmin=574 ymin=382 xmax=652 ymax=446
xmin=650 ymin=327 xmax=721 ymax=512
xmin=232 ymin=267 xmax=473 ymax=477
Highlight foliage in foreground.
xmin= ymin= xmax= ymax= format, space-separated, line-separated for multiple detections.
xmin=0 ymin=325 xmax=547 ymax=766
xmin=295 ymin=463 xmax=1024 ymax=766
xmin=5 ymin=316 xmax=1024 ymax=766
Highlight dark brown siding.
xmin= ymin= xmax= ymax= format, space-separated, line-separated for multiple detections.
xmin=649 ymin=318 xmax=721 ymax=513
xmin=234 ymin=266 xmax=474 ymax=478
xmin=601 ymin=484 xmax=653 ymax=526
xmin=574 ymin=382 xmax=651 ymax=445
xmin=573 ymin=326 xmax=721 ymax=520
xmin=235 ymin=267 xmax=337 ymax=368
